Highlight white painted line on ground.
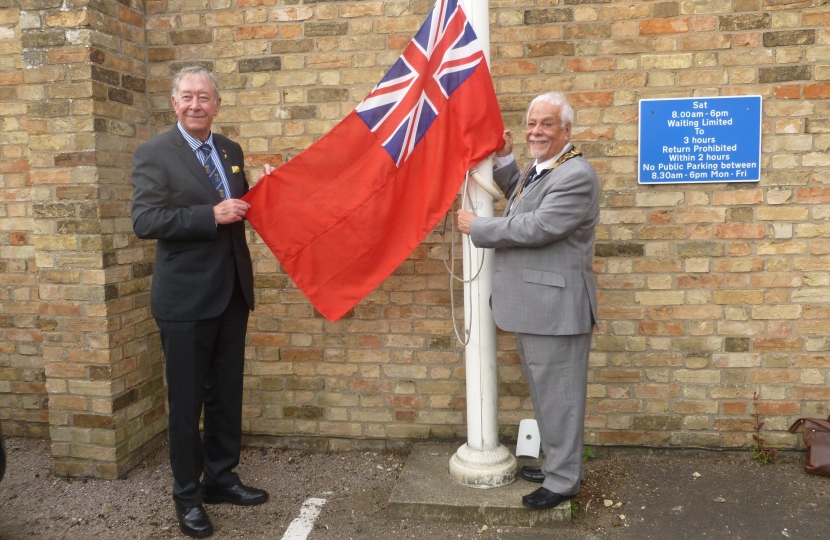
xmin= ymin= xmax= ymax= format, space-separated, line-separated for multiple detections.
xmin=281 ymin=497 xmax=327 ymax=540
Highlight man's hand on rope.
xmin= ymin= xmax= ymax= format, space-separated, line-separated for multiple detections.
xmin=455 ymin=208 xmax=475 ymax=235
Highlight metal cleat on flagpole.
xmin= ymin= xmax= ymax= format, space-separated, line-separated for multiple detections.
xmin=448 ymin=0 xmax=517 ymax=489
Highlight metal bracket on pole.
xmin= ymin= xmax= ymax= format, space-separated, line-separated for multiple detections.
xmin=469 ymin=168 xmax=501 ymax=201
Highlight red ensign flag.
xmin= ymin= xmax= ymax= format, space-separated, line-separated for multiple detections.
xmin=243 ymin=0 xmax=504 ymax=321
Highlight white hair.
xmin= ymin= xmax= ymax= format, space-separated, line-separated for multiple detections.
xmin=527 ymin=92 xmax=573 ymax=127
xmin=171 ymin=65 xmax=221 ymax=101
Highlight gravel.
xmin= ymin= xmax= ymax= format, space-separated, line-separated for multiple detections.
xmin=0 ymin=437 xmax=405 ymax=539
xmin=0 ymin=437 xmax=827 ymax=540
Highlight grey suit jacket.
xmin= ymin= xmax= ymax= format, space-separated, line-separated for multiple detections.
xmin=130 ymin=125 xmax=254 ymax=321
xmin=469 ymin=150 xmax=599 ymax=336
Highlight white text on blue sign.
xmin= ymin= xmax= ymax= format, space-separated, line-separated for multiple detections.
xmin=638 ymin=96 xmax=762 ymax=184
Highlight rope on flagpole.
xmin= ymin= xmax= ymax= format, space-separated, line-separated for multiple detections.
xmin=441 ymin=171 xmax=486 ymax=346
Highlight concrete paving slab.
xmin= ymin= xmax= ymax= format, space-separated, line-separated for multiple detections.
xmin=388 ymin=441 xmax=571 ymax=527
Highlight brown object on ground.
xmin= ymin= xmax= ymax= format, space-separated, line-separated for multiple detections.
xmin=789 ymin=417 xmax=830 ymax=477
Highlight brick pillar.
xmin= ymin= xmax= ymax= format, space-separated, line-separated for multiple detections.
xmin=0 ymin=0 xmax=50 ymax=437
xmin=24 ymin=0 xmax=165 ymax=478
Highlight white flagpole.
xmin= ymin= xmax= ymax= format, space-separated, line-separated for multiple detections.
xmin=448 ymin=0 xmax=517 ymax=488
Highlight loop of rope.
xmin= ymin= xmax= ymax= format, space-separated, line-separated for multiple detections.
xmin=441 ymin=171 xmax=487 ymax=347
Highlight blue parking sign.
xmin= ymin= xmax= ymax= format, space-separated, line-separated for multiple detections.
xmin=639 ymin=96 xmax=762 ymax=184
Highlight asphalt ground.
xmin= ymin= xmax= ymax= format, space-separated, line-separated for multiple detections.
xmin=0 ymin=437 xmax=828 ymax=539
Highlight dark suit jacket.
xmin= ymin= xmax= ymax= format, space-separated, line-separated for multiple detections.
xmin=130 ymin=125 xmax=254 ymax=321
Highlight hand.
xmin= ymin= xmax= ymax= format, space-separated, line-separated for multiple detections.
xmin=456 ymin=208 xmax=475 ymax=235
xmin=260 ymin=163 xmax=275 ymax=180
xmin=495 ymin=129 xmax=513 ymax=157
xmin=214 ymin=198 xmax=250 ymax=224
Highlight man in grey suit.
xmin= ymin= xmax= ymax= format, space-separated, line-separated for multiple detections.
xmin=457 ymin=92 xmax=599 ymax=510
xmin=131 ymin=66 xmax=268 ymax=537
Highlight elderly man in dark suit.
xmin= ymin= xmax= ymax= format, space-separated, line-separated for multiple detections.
xmin=130 ymin=66 xmax=268 ymax=538
xmin=457 ymin=92 xmax=599 ymax=510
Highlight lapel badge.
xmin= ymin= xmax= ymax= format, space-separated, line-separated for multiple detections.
xmin=222 ymin=149 xmax=228 ymax=160
xmin=231 ymin=165 xmax=240 ymax=173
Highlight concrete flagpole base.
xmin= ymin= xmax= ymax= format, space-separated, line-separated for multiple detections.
xmin=390 ymin=443 xmax=570 ymax=526
xmin=448 ymin=442 xmax=517 ymax=489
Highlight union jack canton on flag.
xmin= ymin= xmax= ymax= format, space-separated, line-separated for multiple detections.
xmin=356 ymin=0 xmax=486 ymax=166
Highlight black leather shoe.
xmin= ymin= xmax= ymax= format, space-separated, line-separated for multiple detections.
xmin=202 ymin=482 xmax=269 ymax=506
xmin=521 ymin=487 xmax=577 ymax=510
xmin=519 ymin=466 xmax=544 ymax=483
xmin=175 ymin=504 xmax=213 ymax=538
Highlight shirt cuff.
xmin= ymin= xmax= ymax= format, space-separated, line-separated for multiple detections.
xmin=494 ymin=154 xmax=515 ymax=170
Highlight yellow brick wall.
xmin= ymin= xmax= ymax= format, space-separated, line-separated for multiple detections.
xmin=139 ymin=0 xmax=829 ymax=450
xmin=2 ymin=0 xmax=167 ymax=477
xmin=0 ymin=0 xmax=47 ymax=436
xmin=0 ymin=1 xmax=828 ymax=467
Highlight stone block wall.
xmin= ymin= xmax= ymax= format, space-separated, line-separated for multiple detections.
xmin=0 ymin=0 xmax=828 ymax=476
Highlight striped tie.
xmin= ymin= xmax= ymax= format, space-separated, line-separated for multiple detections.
xmin=199 ymin=143 xmax=227 ymax=199
xmin=525 ymin=167 xmax=539 ymax=186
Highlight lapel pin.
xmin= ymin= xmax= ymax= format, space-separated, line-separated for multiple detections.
xmin=222 ymin=149 xmax=228 ymax=160
xmin=232 ymin=166 xmax=240 ymax=173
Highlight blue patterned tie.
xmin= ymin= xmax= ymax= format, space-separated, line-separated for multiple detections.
xmin=525 ymin=167 xmax=540 ymax=186
xmin=199 ymin=143 xmax=227 ymax=199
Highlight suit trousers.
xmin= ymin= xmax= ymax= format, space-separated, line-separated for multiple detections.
xmin=515 ymin=331 xmax=592 ymax=496
xmin=156 ymin=274 xmax=250 ymax=507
